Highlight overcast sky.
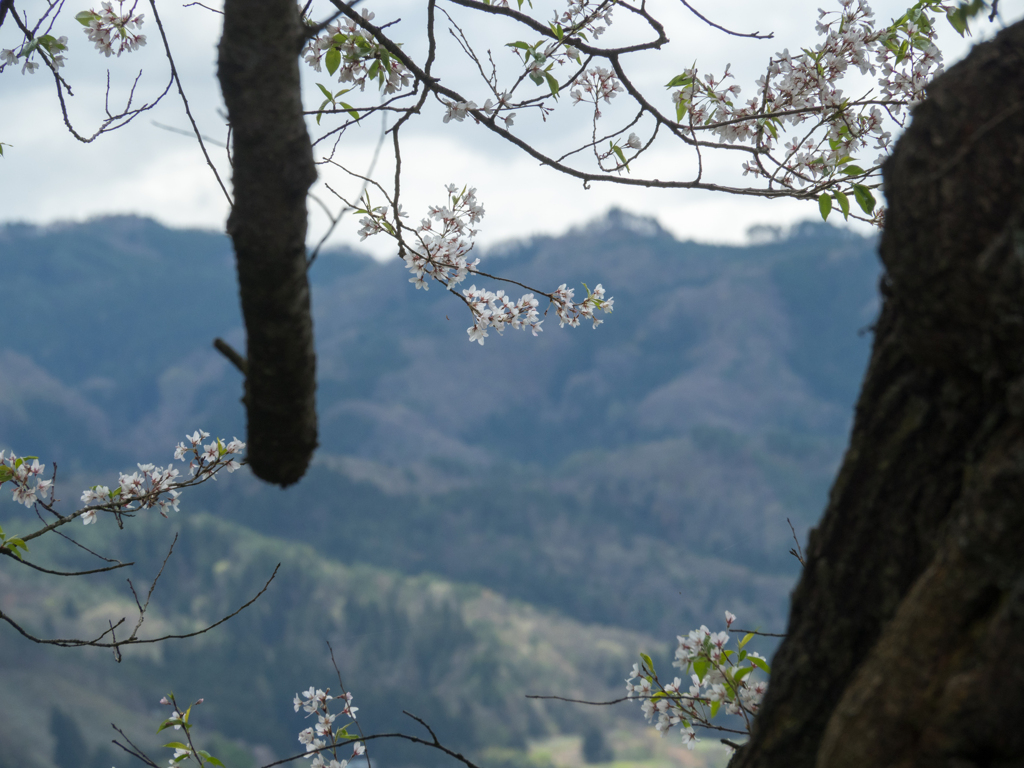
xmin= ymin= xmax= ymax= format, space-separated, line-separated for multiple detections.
xmin=2 ymin=0 xmax=1022 ymax=256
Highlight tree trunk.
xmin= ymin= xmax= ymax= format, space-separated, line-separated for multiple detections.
xmin=218 ymin=0 xmax=318 ymax=487
xmin=732 ymin=22 xmax=1024 ymax=768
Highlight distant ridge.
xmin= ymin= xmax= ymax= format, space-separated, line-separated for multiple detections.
xmin=1 ymin=214 xmax=880 ymax=637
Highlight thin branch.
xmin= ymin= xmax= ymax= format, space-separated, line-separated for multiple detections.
xmin=214 ymin=337 xmax=248 ymax=374
xmin=182 ymin=1 xmax=222 ymax=13
xmin=1 ymin=551 xmax=133 ymax=576
xmin=308 ymin=107 xmax=389 ymax=267
xmin=0 ymin=565 xmax=279 ymax=648
xmin=152 ymin=120 xmax=227 ymax=147
xmin=729 ymin=628 xmax=786 ymax=638
xmin=526 ymin=694 xmax=632 ymax=705
xmin=678 ymin=0 xmax=772 ymax=39
xmin=147 ymin=0 xmax=233 ymax=206
xmin=787 ymin=517 xmax=806 ymax=567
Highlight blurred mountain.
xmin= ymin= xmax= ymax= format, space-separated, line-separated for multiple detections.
xmin=0 ymin=211 xmax=880 ymax=638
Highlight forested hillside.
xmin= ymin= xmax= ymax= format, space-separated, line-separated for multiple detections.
xmin=0 ymin=212 xmax=879 ymax=766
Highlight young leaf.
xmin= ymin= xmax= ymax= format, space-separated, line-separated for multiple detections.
xmin=611 ymin=143 xmax=629 ymax=171
xmin=675 ymin=99 xmax=689 ymax=123
xmin=640 ymin=653 xmax=654 ymax=674
xmin=834 ymin=190 xmax=850 ymax=219
xmin=338 ymin=102 xmax=360 ymax=121
xmin=544 ymin=72 xmax=560 ymax=98
xmin=709 ymin=700 xmax=721 ymax=718
xmin=75 ymin=10 xmax=100 ymax=25
xmin=750 ymin=656 xmax=771 ymax=674
xmin=818 ymin=193 xmax=832 ymax=221
xmin=946 ymin=8 xmax=968 ymax=36
xmin=738 ymin=632 xmax=754 ymax=650
xmin=693 ymin=658 xmax=709 ymax=682
xmin=325 ymin=47 xmax=341 ymax=76
xmin=852 ymin=184 xmax=876 ymax=214
xmin=163 ymin=742 xmax=190 ymax=750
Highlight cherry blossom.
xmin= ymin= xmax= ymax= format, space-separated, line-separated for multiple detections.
xmin=77 ymin=1 xmax=146 ymax=58
xmin=626 ymin=611 xmax=769 ymax=748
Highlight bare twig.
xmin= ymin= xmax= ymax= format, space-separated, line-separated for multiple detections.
xmin=787 ymin=517 xmax=806 ymax=567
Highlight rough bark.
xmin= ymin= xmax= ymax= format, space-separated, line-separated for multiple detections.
xmin=731 ymin=21 xmax=1024 ymax=768
xmin=217 ymin=0 xmax=318 ymax=486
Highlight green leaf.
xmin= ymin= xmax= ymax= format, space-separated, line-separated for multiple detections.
xmin=338 ymin=102 xmax=360 ymax=121
xmin=0 ymin=466 xmax=13 ymax=482
xmin=316 ymin=82 xmax=334 ymax=100
xmin=738 ymin=632 xmax=754 ymax=650
xmin=8 ymin=538 xmax=27 ymax=551
xmin=75 ymin=10 xmax=100 ymax=25
xmin=818 ymin=193 xmax=832 ymax=221
xmin=640 ymin=653 xmax=654 ymax=673
xmin=734 ymin=666 xmax=753 ymax=682
xmin=834 ymin=190 xmax=850 ymax=220
xmin=675 ymin=99 xmax=689 ymax=123
xmin=544 ymin=72 xmax=560 ymax=97
xmin=693 ymin=658 xmax=708 ymax=682
xmin=840 ymin=164 xmax=866 ymax=176
xmin=666 ymin=74 xmax=692 ymax=88
xmin=709 ymin=700 xmax=720 ymax=718
xmin=205 ymin=757 xmax=225 ymax=767
xmin=163 ymin=742 xmax=190 ymax=750
xmin=750 ymin=656 xmax=771 ymax=674
xmin=506 ymin=41 xmax=533 ymax=51
xmin=946 ymin=8 xmax=968 ymax=36
xmin=852 ymin=184 xmax=876 ymax=214
xmin=325 ymin=47 xmax=341 ymax=76
xmin=157 ymin=720 xmax=182 ymax=734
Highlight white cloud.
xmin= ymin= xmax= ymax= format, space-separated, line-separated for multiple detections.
xmin=2 ymin=0 xmax=1021 ymax=252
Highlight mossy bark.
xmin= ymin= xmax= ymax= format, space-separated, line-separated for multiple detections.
xmin=732 ymin=21 xmax=1024 ymax=768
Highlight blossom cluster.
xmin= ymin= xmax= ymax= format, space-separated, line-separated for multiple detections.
xmin=0 ymin=431 xmax=244 ymax=532
xmin=626 ymin=611 xmax=769 ymax=750
xmin=294 ymin=686 xmax=366 ymax=768
xmin=550 ymin=282 xmax=613 ymax=329
xmin=0 ymin=452 xmax=53 ymax=508
xmin=76 ymin=1 xmax=147 ymax=58
xmin=556 ymin=0 xmax=614 ymax=39
xmin=1 ymin=34 xmax=69 ymax=75
xmin=665 ymin=0 xmax=945 ymax=190
xmin=463 ymin=286 xmax=543 ymax=345
xmin=303 ymin=9 xmax=411 ymax=95
xmin=356 ymin=185 xmax=613 ymax=344
xmin=74 ymin=430 xmax=244 ymax=525
xmin=570 ymin=67 xmax=624 ymax=116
